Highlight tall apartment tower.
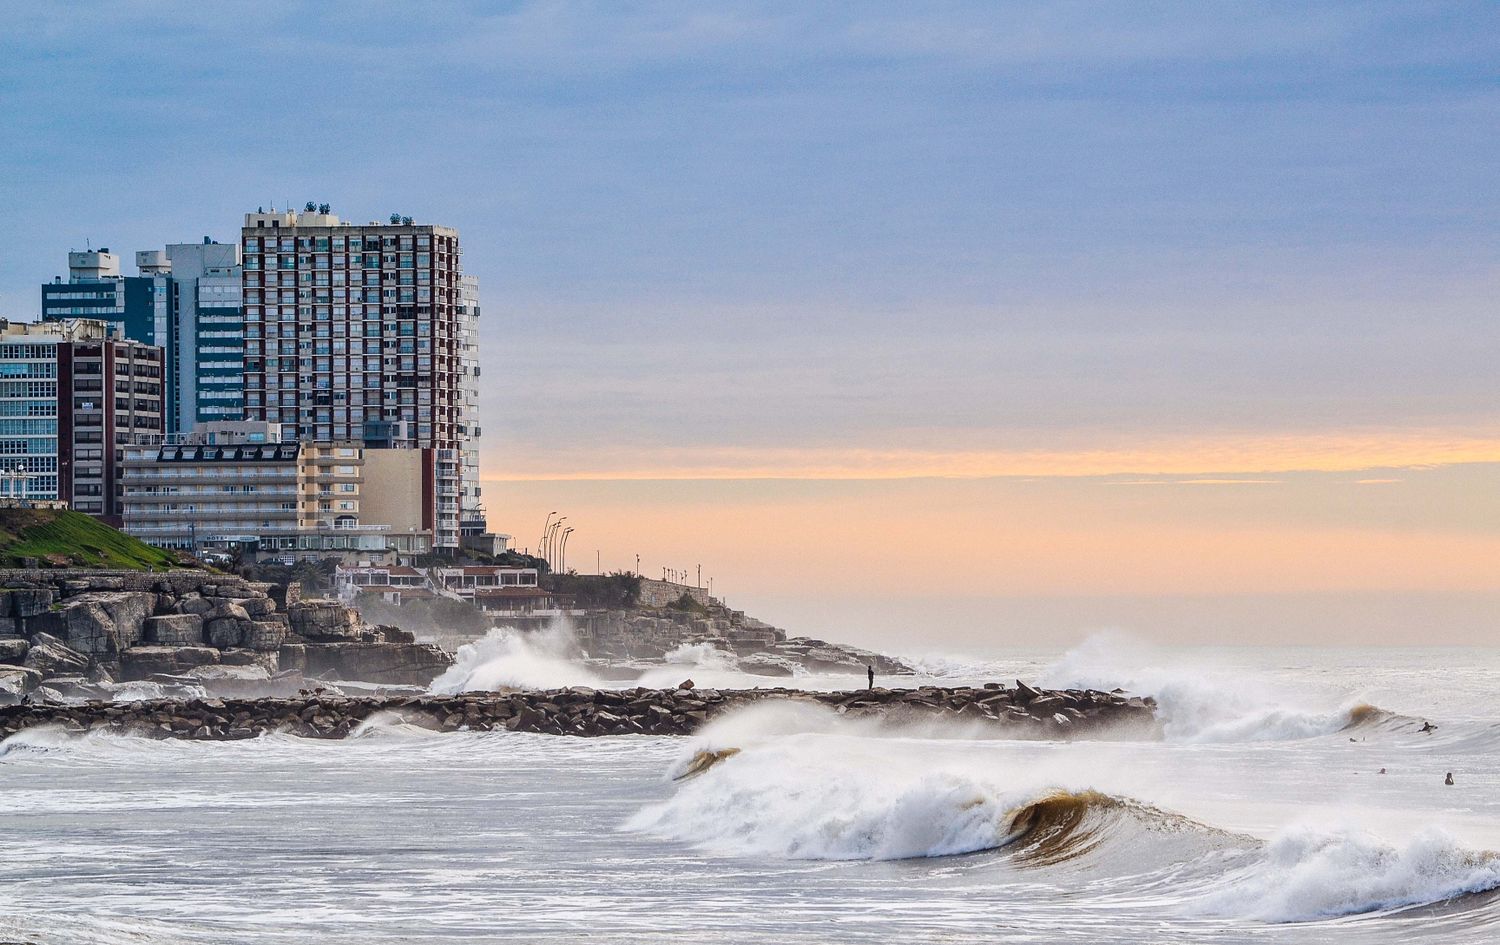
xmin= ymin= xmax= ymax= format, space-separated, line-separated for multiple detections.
xmin=42 ymin=241 xmax=243 ymax=436
xmin=163 ymin=240 xmax=244 ymax=432
xmin=0 ymin=318 xmax=164 ymax=521
xmin=42 ymin=249 xmax=174 ymax=367
xmin=238 ymin=208 xmax=481 ymax=551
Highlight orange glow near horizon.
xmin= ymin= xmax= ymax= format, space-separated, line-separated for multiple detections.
xmin=480 ymin=430 xmax=1500 ymax=482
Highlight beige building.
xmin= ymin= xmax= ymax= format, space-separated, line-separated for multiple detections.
xmin=359 ymin=448 xmax=434 ymax=555
xmin=120 ymin=421 xmax=388 ymax=560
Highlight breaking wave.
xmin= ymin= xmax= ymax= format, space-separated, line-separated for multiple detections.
xmin=1037 ymin=634 xmax=1411 ymax=743
xmin=631 ymin=718 xmax=1500 ymax=925
xmin=1194 ymin=824 xmax=1500 ymax=923
xmin=430 ymin=625 xmax=602 ymax=693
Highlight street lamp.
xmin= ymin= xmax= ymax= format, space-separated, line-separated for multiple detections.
xmin=539 ymin=512 xmax=556 ymax=560
xmin=545 ymin=516 xmax=566 ymax=570
xmin=559 ymin=527 xmax=574 ymax=573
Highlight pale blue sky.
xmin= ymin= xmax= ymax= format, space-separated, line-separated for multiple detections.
xmin=2 ymin=1 xmax=1497 ymax=469
xmin=3 ymin=2 xmax=1498 ymax=642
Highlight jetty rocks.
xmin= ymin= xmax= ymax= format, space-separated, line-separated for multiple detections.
xmin=0 ymin=569 xmax=449 ymax=705
xmin=0 ymin=681 xmax=1158 ymax=741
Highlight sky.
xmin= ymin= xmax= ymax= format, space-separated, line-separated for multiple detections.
xmin=1 ymin=1 xmax=1497 ymax=648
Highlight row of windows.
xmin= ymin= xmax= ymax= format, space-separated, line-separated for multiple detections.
xmin=0 ymin=437 xmax=55 ymax=454
xmin=245 ymin=252 xmax=436 ymax=271
xmin=0 ymin=381 xmax=58 ymax=398
xmin=0 ymin=400 xmax=58 ymax=418
xmin=0 ymin=419 xmax=56 ymax=435
xmin=247 ymin=319 xmax=435 ymax=337
xmin=0 ymin=454 xmax=58 ymax=471
xmin=0 ymin=345 xmax=59 ymax=359
xmin=0 ymin=362 xmax=56 ymax=379
xmin=244 ymin=233 xmax=438 ymax=253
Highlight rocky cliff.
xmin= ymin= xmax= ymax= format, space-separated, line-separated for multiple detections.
xmin=0 ymin=570 xmax=449 ymax=704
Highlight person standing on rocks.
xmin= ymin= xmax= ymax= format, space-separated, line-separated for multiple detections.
xmin=867 ymin=665 xmax=875 ymax=690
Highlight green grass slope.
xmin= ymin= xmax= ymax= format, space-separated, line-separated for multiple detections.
xmin=0 ymin=507 xmax=184 ymax=570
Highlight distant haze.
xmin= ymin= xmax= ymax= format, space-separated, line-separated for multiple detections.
xmin=2 ymin=3 xmax=1496 ymax=645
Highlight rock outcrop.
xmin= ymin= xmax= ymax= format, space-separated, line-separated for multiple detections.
xmin=0 ymin=683 xmax=1159 ymax=741
xmin=0 ymin=570 xmax=450 ymax=704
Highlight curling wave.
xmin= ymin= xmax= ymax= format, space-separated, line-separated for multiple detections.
xmin=633 ymin=728 xmax=1500 ymax=924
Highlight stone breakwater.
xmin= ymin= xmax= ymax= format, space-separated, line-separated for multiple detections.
xmin=0 ymin=682 xmax=1158 ymax=741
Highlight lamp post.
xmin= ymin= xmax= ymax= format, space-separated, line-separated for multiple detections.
xmin=546 ymin=517 xmax=566 ymax=570
xmin=559 ymin=527 xmax=573 ymax=574
xmin=543 ymin=510 xmax=561 ymax=564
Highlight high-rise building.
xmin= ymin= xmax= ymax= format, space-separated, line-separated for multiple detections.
xmin=164 ymin=240 xmax=244 ymax=432
xmin=42 ymin=249 xmax=174 ymax=357
xmin=456 ymin=273 xmax=486 ymax=536
xmin=239 ymin=208 xmax=482 ymax=551
xmin=0 ymin=318 xmax=165 ymax=521
xmin=42 ymin=241 xmax=244 ymax=436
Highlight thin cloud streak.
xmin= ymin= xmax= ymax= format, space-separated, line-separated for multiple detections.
xmin=485 ymin=432 xmax=1500 ymax=481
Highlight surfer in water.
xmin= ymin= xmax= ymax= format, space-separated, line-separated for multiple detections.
xmin=867 ymin=664 xmax=875 ymax=690
xmin=1445 ymin=772 xmax=1455 ymax=786
xmin=1421 ymin=721 xmax=1437 ymax=733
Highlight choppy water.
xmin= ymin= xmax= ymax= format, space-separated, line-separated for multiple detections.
xmin=2 ymin=640 xmax=1498 ymax=944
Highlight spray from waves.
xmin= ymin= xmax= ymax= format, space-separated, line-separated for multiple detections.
xmin=350 ymin=710 xmax=444 ymax=739
xmin=1192 ymin=824 xmax=1500 ymax=923
xmin=430 ymin=625 xmax=603 ymax=693
xmin=1037 ymin=632 xmax=1403 ymax=743
xmin=663 ymin=642 xmax=738 ymax=671
xmin=430 ymin=628 xmax=806 ymax=693
xmin=0 ymin=724 xmax=78 ymax=758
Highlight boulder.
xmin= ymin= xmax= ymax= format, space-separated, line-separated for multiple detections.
xmin=183 ymin=664 xmax=276 ymax=697
xmin=287 ymin=599 xmax=362 ymax=641
xmin=22 ymin=634 xmax=91 ymax=677
xmin=26 ymin=591 xmax=154 ymax=659
xmin=300 ymin=641 xmax=450 ymax=686
xmin=270 ymin=581 xmax=302 ymax=609
xmin=278 ymin=642 xmax=307 ymax=673
xmin=242 ymin=621 xmax=287 ymax=652
xmin=3 ymin=587 xmax=54 ymax=619
xmin=237 ymin=597 xmax=276 ymax=618
xmin=176 ymin=595 xmax=214 ymax=616
xmin=0 ymin=665 xmax=42 ymax=702
xmin=30 ymin=674 xmax=112 ymax=701
xmin=738 ymin=653 xmax=797 ymax=677
xmin=219 ymin=648 xmax=280 ymax=672
xmin=119 ymin=645 xmax=221 ymax=680
xmin=204 ymin=602 xmax=253 ymax=648
xmin=0 ymin=635 xmax=28 ymax=664
xmin=144 ymin=614 xmax=204 ymax=646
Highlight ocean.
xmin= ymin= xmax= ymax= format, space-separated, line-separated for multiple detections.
xmin=2 ymin=638 xmax=1497 ymax=944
